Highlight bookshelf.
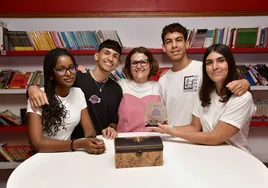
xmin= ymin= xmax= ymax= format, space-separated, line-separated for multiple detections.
xmin=0 ymin=126 xmax=27 ymax=132
xmin=0 ymin=162 xmax=21 ymax=169
xmin=2 ymin=48 xmax=268 ymax=56
xmin=250 ymin=86 xmax=268 ymax=90
xmin=251 ymin=121 xmax=268 ymax=127
xmin=0 ymin=89 xmax=26 ymax=94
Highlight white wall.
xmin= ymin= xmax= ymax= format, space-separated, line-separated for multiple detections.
xmin=1 ymin=16 xmax=268 ymax=48
xmin=0 ymin=17 xmax=268 ymax=163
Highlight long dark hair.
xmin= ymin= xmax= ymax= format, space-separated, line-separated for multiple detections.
xmin=123 ymin=46 xmax=159 ymax=80
xmin=199 ymin=44 xmax=238 ymax=107
xmin=42 ymin=48 xmax=77 ymax=136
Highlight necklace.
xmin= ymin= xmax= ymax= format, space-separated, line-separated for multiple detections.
xmin=90 ymin=70 xmax=108 ymax=92
xmin=95 ymin=80 xmax=106 ymax=92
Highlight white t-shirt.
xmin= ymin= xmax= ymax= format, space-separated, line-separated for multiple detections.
xmin=192 ymin=91 xmax=256 ymax=153
xmin=27 ymin=87 xmax=87 ymax=140
xmin=118 ymin=79 xmax=160 ymax=98
xmin=159 ymin=60 xmax=203 ymax=126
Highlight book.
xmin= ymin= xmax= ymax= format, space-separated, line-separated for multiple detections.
xmin=9 ymin=72 xmax=25 ymax=88
xmin=0 ymin=145 xmax=13 ymax=162
xmin=0 ymin=144 xmax=31 ymax=162
xmin=0 ymin=21 xmax=7 ymax=51
xmin=203 ymin=29 xmax=215 ymax=48
xmin=235 ymin=27 xmax=258 ymax=48
xmin=0 ymin=109 xmax=22 ymax=126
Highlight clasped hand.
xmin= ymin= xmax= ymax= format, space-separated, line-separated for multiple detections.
xmin=85 ymin=138 xmax=105 ymax=155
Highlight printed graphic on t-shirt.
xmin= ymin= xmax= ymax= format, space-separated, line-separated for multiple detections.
xmin=183 ymin=75 xmax=198 ymax=92
xmin=89 ymin=95 xmax=101 ymax=104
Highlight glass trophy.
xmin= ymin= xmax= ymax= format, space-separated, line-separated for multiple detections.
xmin=145 ymin=101 xmax=167 ymax=127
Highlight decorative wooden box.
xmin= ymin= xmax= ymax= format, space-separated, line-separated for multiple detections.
xmin=114 ymin=136 xmax=163 ymax=168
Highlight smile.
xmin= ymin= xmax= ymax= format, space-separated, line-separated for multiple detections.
xmin=64 ymin=78 xmax=74 ymax=82
xmin=104 ymin=61 xmax=113 ymax=66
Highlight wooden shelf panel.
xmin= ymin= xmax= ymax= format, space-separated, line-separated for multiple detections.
xmin=250 ymin=86 xmax=268 ymax=91
xmin=2 ymin=48 xmax=268 ymax=56
xmin=250 ymin=121 xmax=268 ymax=127
xmin=0 ymin=162 xmax=21 ymax=169
xmin=0 ymin=126 xmax=28 ymax=132
xmin=0 ymin=89 xmax=26 ymax=94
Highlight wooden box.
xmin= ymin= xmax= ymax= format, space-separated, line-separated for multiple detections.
xmin=114 ymin=136 xmax=163 ymax=168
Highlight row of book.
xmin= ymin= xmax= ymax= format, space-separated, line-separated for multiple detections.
xmin=109 ymin=69 xmax=126 ymax=81
xmin=0 ymin=143 xmax=31 ymax=162
xmin=187 ymin=27 xmax=268 ymax=49
xmin=1 ymin=24 xmax=123 ymax=51
xmin=236 ymin=64 xmax=268 ymax=86
xmin=109 ymin=65 xmax=268 ymax=86
xmin=254 ymin=102 xmax=268 ymax=119
xmin=0 ymin=69 xmax=43 ymax=89
xmin=0 ymin=109 xmax=22 ymax=126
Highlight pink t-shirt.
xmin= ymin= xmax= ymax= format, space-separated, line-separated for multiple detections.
xmin=117 ymin=80 xmax=161 ymax=132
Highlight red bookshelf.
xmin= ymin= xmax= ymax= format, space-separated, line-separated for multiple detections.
xmin=2 ymin=48 xmax=268 ymax=56
xmin=0 ymin=125 xmax=28 ymax=132
xmin=250 ymin=121 xmax=268 ymax=127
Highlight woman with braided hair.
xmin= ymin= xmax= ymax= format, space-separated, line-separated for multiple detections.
xmin=27 ymin=48 xmax=105 ymax=154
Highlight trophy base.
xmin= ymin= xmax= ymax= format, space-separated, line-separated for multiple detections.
xmin=145 ymin=124 xmax=158 ymax=127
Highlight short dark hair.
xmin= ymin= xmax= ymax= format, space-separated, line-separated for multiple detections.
xmin=98 ymin=39 xmax=122 ymax=55
xmin=123 ymin=46 xmax=159 ymax=80
xmin=161 ymin=23 xmax=188 ymax=44
xmin=199 ymin=44 xmax=238 ymax=107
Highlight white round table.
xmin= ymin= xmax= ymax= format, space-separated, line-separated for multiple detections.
xmin=7 ymin=132 xmax=268 ymax=188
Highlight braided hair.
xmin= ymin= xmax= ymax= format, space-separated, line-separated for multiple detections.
xmin=42 ymin=48 xmax=77 ymax=136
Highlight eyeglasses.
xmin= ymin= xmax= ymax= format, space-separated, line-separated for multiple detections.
xmin=130 ymin=59 xmax=149 ymax=67
xmin=54 ymin=65 xmax=77 ymax=76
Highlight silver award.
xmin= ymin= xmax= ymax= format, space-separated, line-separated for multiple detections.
xmin=145 ymin=101 xmax=167 ymax=127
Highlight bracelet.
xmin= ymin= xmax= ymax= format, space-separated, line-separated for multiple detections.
xmin=26 ymin=84 xmax=36 ymax=89
xmin=70 ymin=140 xmax=75 ymax=151
xmin=86 ymin=135 xmax=96 ymax=138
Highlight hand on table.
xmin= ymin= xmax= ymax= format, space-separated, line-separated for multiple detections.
xmin=149 ymin=123 xmax=175 ymax=136
xmin=85 ymin=138 xmax=106 ymax=155
xmin=102 ymin=127 xmax=117 ymax=139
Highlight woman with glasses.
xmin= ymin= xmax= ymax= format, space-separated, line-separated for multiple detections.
xmin=151 ymin=44 xmax=255 ymax=153
xmin=27 ymin=48 xmax=105 ymax=154
xmin=116 ymin=46 xmax=161 ymax=132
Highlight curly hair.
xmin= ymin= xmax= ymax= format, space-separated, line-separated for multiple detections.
xmin=42 ymin=48 xmax=77 ymax=137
